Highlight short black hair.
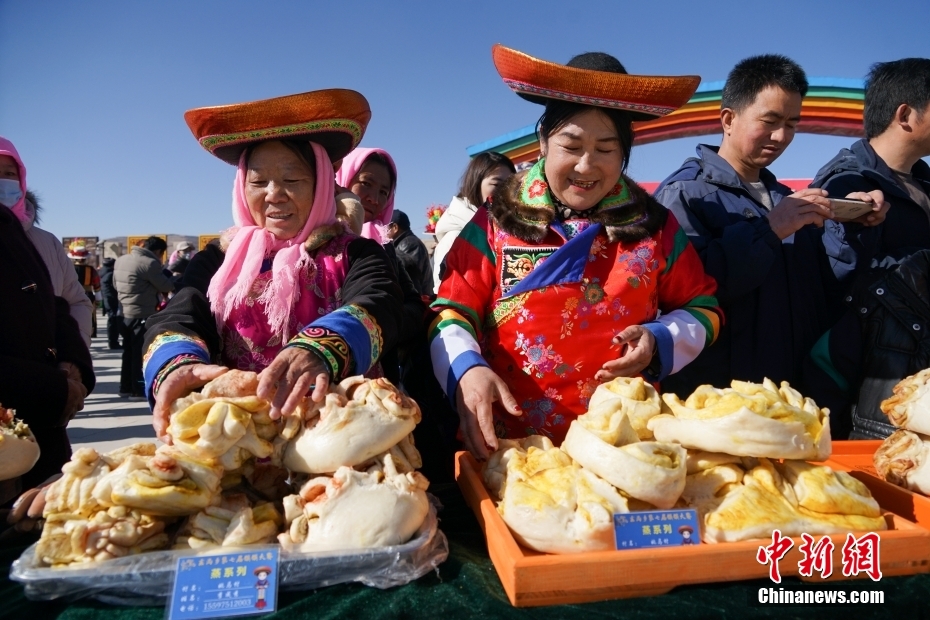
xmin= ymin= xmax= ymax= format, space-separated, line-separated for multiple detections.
xmin=537 ymin=52 xmax=636 ymax=173
xmin=864 ymin=58 xmax=930 ymax=138
xmin=721 ymin=54 xmax=808 ymax=112
xmin=390 ymin=209 xmax=410 ymax=231
xmin=458 ymin=152 xmax=516 ymax=207
xmin=143 ymin=236 xmax=168 ymax=254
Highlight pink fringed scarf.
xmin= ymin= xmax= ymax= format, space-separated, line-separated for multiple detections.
xmin=207 ymin=141 xmax=337 ymax=341
xmin=334 ymin=147 xmax=397 ymax=244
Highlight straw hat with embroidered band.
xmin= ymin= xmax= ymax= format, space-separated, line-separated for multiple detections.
xmin=183 ymin=88 xmax=371 ymax=165
xmin=491 ymin=44 xmax=700 ymax=120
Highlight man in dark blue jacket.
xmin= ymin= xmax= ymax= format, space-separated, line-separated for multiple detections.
xmin=654 ymin=55 xmax=883 ymax=397
xmin=811 ymin=58 xmax=930 ymax=287
xmin=802 ymin=58 xmax=930 ymax=438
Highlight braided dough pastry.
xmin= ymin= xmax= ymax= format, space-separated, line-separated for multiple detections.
xmin=485 ymin=439 xmax=630 ymax=554
xmin=560 ymin=407 xmax=686 ymax=509
xmin=881 ymin=369 xmax=930 ymax=435
xmin=874 ymin=429 xmax=930 ymax=495
xmin=650 ymin=379 xmax=831 ymax=460
xmin=283 ymin=377 xmax=421 ymax=474
xmin=279 ymin=451 xmax=429 ymax=551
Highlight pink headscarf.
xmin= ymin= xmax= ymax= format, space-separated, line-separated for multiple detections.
xmin=207 ymin=141 xmax=338 ymax=340
xmin=0 ymin=136 xmax=28 ymax=223
xmin=334 ymin=147 xmax=397 ymax=244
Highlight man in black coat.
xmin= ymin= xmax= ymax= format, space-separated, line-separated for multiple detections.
xmin=811 ymin=58 xmax=930 ymax=296
xmin=387 ymin=210 xmax=434 ymax=298
xmin=98 ymin=257 xmax=121 ymax=349
xmin=0 ymin=201 xmax=95 ymax=488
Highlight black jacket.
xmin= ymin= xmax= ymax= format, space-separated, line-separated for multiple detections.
xmin=98 ymin=257 xmax=119 ymax=314
xmin=392 ymin=229 xmax=433 ymax=297
xmin=811 ymin=139 xmax=930 ymax=290
xmin=654 ymin=145 xmax=836 ymax=395
xmin=0 ymin=207 xmax=95 ymax=426
xmin=803 ymin=250 xmax=930 ymax=439
xmin=1 ymin=205 xmax=97 ymax=486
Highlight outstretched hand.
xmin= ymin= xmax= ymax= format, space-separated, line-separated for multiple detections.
xmin=152 ymin=363 xmax=228 ymax=443
xmin=595 ymin=325 xmax=657 ymax=382
xmin=257 ymin=347 xmax=330 ymax=420
xmin=455 ymin=366 xmax=522 ymax=460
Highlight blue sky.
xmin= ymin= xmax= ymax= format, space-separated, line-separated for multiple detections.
xmin=1 ymin=0 xmax=928 ymax=241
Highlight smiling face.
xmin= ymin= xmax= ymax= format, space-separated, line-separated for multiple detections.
xmin=350 ymin=160 xmax=393 ymax=223
xmin=720 ymin=85 xmax=802 ymax=178
xmin=245 ymin=141 xmax=317 ymax=240
xmin=540 ymin=108 xmax=624 ymax=211
xmin=480 ymin=165 xmax=514 ymax=204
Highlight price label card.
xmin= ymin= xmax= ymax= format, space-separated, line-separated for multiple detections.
xmin=168 ymin=547 xmax=279 ymax=619
xmin=613 ymin=509 xmax=701 ymax=550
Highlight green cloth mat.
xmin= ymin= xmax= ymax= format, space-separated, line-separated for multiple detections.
xmin=2 ymin=483 xmax=926 ymax=619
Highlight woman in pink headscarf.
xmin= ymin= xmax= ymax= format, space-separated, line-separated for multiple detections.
xmin=335 ymin=148 xmax=397 ymax=244
xmin=142 ymin=90 xmax=404 ymax=440
xmin=335 ymin=148 xmax=431 ymax=389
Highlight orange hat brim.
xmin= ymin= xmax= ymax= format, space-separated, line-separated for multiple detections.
xmin=184 ymin=89 xmax=371 ymax=165
xmin=492 ymin=44 xmax=700 ymax=119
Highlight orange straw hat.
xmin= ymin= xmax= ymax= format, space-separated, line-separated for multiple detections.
xmin=491 ymin=44 xmax=700 ymax=120
xmin=184 ymin=88 xmax=371 ymax=165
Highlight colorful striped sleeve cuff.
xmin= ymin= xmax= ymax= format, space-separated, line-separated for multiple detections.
xmin=429 ymin=309 xmax=489 ymax=404
xmin=642 ymin=308 xmax=710 ymax=381
xmin=683 ymin=295 xmax=722 ymax=345
xmin=142 ymin=332 xmax=211 ymax=404
xmin=296 ymin=304 xmax=382 ymax=377
xmin=285 ymin=326 xmax=352 ymax=380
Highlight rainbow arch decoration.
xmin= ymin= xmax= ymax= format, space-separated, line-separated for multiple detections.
xmin=467 ymin=78 xmax=865 ymax=167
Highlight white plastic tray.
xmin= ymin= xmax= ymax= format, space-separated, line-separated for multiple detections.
xmin=10 ymin=502 xmax=448 ymax=605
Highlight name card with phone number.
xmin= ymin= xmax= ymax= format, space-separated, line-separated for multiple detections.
xmin=169 ymin=547 xmax=279 ymax=620
xmin=614 ymin=509 xmax=701 ymax=549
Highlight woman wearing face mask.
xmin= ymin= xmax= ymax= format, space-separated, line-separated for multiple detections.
xmin=0 ymin=136 xmax=95 ymax=489
xmin=433 ymin=152 xmax=516 ymax=290
xmin=430 ymin=46 xmax=723 ymax=459
xmin=142 ymin=90 xmax=404 ymax=440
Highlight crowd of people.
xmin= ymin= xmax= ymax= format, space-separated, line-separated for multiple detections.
xmin=2 ymin=47 xmax=929 ymax=527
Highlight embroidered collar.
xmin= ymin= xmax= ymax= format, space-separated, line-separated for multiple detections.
xmin=520 ymin=159 xmax=636 ymax=222
xmin=490 ymin=159 xmax=668 ymax=245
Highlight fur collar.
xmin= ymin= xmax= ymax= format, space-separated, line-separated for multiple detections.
xmin=489 ymin=171 xmax=667 ymax=244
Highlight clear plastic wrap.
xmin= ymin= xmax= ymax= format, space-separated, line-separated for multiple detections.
xmin=10 ymin=502 xmax=447 ymax=605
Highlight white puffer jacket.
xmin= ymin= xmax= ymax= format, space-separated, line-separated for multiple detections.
xmin=22 ymin=208 xmax=94 ymax=347
xmin=432 ymin=196 xmax=478 ymax=290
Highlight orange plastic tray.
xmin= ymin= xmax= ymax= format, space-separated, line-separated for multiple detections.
xmin=831 ymin=440 xmax=884 ymax=456
xmin=455 ymin=451 xmax=930 ymax=607
xmin=821 ymin=439 xmax=930 ymax=529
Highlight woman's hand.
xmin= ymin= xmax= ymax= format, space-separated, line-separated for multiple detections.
xmin=846 ymin=190 xmax=888 ymax=226
xmin=257 ymin=348 xmax=330 ymax=420
xmin=152 ymin=363 xmax=229 ymax=443
xmin=2 ymin=474 xmax=61 ymax=539
xmin=595 ymin=325 xmax=657 ymax=382
xmin=455 ymin=366 xmax=522 ymax=460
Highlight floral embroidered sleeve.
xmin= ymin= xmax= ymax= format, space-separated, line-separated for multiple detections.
xmin=429 ymin=208 xmax=497 ymax=401
xmin=641 ymin=213 xmax=723 ymax=382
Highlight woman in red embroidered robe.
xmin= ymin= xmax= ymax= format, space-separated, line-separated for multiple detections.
xmin=430 ymin=46 xmax=723 ymax=458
